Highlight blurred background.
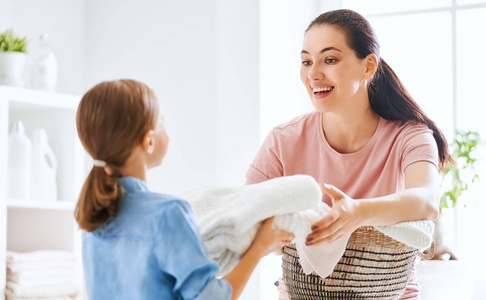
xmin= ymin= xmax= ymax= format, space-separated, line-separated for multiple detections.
xmin=1 ymin=0 xmax=485 ymax=299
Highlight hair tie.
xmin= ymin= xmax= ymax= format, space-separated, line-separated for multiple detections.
xmin=93 ymin=159 xmax=107 ymax=167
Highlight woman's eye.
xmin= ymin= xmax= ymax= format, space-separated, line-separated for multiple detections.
xmin=302 ymin=60 xmax=311 ymax=66
xmin=326 ymin=58 xmax=336 ymax=64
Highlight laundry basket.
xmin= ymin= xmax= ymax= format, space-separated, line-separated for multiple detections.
xmin=282 ymin=226 xmax=431 ymax=300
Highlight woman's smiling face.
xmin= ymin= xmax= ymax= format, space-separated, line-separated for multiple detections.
xmin=300 ymin=25 xmax=369 ymax=112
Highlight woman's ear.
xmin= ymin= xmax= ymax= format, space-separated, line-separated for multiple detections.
xmin=362 ymin=53 xmax=378 ymax=81
xmin=142 ymin=130 xmax=155 ymax=154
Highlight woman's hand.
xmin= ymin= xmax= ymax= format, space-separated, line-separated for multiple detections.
xmin=252 ymin=217 xmax=295 ymax=256
xmin=305 ymin=183 xmax=365 ymax=246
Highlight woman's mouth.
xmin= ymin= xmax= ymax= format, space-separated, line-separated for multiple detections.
xmin=312 ymin=86 xmax=334 ymax=98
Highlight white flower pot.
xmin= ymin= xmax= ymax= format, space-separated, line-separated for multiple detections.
xmin=0 ymin=52 xmax=27 ymax=87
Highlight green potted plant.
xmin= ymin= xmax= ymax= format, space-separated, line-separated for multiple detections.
xmin=0 ymin=28 xmax=28 ymax=87
xmin=433 ymin=130 xmax=481 ymax=260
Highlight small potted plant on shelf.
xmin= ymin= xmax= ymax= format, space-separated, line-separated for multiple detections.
xmin=0 ymin=28 xmax=28 ymax=87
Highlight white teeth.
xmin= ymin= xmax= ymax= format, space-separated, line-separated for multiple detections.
xmin=313 ymin=87 xmax=333 ymax=92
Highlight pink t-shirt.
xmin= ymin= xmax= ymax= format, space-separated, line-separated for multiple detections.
xmin=246 ymin=111 xmax=438 ymax=299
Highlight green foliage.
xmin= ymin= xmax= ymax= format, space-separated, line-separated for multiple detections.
xmin=0 ymin=28 xmax=28 ymax=53
xmin=440 ymin=130 xmax=481 ymax=209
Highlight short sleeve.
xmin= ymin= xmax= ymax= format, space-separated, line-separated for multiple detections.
xmin=400 ymin=125 xmax=439 ymax=174
xmin=155 ymin=201 xmax=232 ymax=300
xmin=246 ymin=129 xmax=284 ymax=183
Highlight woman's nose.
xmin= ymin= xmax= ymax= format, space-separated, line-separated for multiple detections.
xmin=308 ymin=64 xmax=323 ymax=81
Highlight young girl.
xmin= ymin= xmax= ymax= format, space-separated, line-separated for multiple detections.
xmin=75 ymin=79 xmax=294 ymax=299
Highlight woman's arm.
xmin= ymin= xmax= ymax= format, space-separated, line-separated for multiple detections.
xmin=306 ymin=161 xmax=439 ymax=246
xmin=361 ymin=161 xmax=439 ymax=225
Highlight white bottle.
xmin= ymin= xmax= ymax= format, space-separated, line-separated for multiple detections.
xmin=30 ymin=129 xmax=57 ymax=201
xmin=31 ymin=33 xmax=57 ymax=91
xmin=7 ymin=121 xmax=32 ymax=200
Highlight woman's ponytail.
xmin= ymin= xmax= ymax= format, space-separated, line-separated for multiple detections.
xmin=369 ymin=58 xmax=453 ymax=171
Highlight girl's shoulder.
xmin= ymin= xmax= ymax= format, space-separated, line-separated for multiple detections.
xmin=138 ymin=192 xmax=192 ymax=213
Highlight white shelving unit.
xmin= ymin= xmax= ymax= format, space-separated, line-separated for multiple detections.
xmin=0 ymin=86 xmax=87 ymax=298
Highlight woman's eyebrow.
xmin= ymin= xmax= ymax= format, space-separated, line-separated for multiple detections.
xmin=301 ymin=47 xmax=341 ymax=54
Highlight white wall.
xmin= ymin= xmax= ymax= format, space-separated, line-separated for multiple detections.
xmin=84 ymin=0 xmax=221 ymax=194
xmin=215 ymin=0 xmax=260 ymax=187
xmin=259 ymin=0 xmax=317 ymax=141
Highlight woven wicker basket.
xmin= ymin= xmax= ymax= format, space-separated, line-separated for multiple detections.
xmin=282 ymin=226 xmax=425 ymax=300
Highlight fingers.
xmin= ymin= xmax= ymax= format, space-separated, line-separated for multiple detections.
xmin=278 ymin=231 xmax=295 ymax=243
xmin=306 ymin=221 xmax=341 ymax=246
xmin=261 ymin=217 xmax=295 ymax=244
xmin=262 ymin=216 xmax=275 ymax=226
xmin=310 ymin=212 xmax=338 ymax=232
xmin=320 ymin=183 xmax=346 ymax=202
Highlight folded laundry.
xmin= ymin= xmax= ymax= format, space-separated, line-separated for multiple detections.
xmin=7 ymin=250 xmax=76 ymax=274
xmin=5 ymin=250 xmax=80 ymax=299
xmin=7 ymin=273 xmax=77 ymax=287
xmin=6 ymin=281 xmax=79 ymax=299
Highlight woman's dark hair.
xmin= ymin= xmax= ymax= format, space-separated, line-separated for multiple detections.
xmin=75 ymin=79 xmax=159 ymax=232
xmin=307 ymin=9 xmax=453 ymax=171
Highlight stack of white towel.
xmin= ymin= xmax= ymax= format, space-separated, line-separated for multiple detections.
xmin=6 ymin=250 xmax=80 ymax=300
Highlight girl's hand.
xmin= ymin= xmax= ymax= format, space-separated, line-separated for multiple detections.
xmin=252 ymin=217 xmax=295 ymax=256
xmin=305 ymin=183 xmax=364 ymax=246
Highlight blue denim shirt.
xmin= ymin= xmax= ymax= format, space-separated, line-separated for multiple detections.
xmin=82 ymin=176 xmax=232 ymax=299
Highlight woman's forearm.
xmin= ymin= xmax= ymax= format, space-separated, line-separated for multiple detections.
xmin=358 ymin=186 xmax=439 ymax=227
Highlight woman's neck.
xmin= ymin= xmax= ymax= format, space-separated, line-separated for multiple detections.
xmin=321 ymin=107 xmax=380 ymax=154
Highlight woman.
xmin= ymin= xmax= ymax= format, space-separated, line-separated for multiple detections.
xmin=246 ymin=9 xmax=452 ymax=299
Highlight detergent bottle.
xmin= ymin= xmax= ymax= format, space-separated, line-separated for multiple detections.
xmin=7 ymin=121 xmax=31 ymax=200
xmin=31 ymin=33 xmax=58 ymax=91
xmin=30 ymin=129 xmax=57 ymax=201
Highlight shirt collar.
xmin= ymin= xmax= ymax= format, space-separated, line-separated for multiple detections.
xmin=117 ymin=176 xmax=149 ymax=193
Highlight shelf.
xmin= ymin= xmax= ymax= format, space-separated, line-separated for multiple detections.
xmin=1 ymin=86 xmax=85 ymax=297
xmin=0 ymin=85 xmax=81 ymax=111
xmin=7 ymin=199 xmax=76 ymax=211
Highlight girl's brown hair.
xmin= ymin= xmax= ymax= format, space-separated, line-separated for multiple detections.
xmin=307 ymin=9 xmax=453 ymax=171
xmin=75 ymin=79 xmax=159 ymax=232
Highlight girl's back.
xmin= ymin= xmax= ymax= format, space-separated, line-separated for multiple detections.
xmin=82 ymin=176 xmax=229 ymax=299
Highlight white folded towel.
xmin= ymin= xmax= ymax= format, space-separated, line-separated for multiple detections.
xmin=7 ymin=273 xmax=78 ymax=287
xmin=7 ymin=250 xmax=76 ymax=274
xmin=179 ymin=175 xmax=322 ymax=275
xmin=6 ymin=281 xmax=79 ymax=299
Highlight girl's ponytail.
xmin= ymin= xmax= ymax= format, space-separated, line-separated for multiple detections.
xmin=75 ymin=167 xmax=122 ymax=232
